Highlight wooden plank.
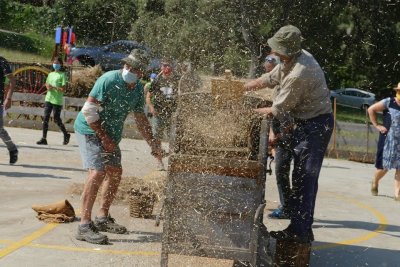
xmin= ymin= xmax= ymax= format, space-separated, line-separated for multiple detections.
xmin=181 ymin=146 xmax=250 ymax=159
xmin=164 ymin=243 xmax=253 ymax=262
xmin=11 ymin=92 xmax=45 ymax=102
xmin=64 ymin=97 xmax=85 ymax=107
xmin=7 ymin=106 xmax=44 ymax=116
xmin=169 ymin=155 xmax=262 ymax=179
xmin=63 ymin=110 xmax=80 ymax=120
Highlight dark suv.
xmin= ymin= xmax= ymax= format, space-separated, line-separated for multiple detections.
xmin=67 ymin=40 xmax=160 ymax=72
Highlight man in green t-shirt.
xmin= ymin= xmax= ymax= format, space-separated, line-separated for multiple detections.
xmin=73 ymin=49 xmax=163 ymax=244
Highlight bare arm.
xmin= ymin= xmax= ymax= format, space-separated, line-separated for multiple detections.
xmin=368 ymin=101 xmax=387 ymax=134
xmin=244 ymin=76 xmax=268 ymax=91
xmin=244 ymin=67 xmax=279 ymax=91
xmin=3 ymin=74 xmax=16 ymax=110
xmin=84 ymin=96 xmax=116 ymax=152
xmin=45 ymin=83 xmax=65 ymax=92
xmin=133 ymin=112 xmax=162 ymax=160
xmin=146 ymin=91 xmax=156 ymax=115
xmin=57 ymin=86 xmax=66 ymax=93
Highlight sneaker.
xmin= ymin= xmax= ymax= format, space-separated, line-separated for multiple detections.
xmin=36 ymin=138 xmax=48 ymax=145
xmin=268 ymin=208 xmax=289 ymax=219
xmin=76 ymin=222 xmax=108 ymax=244
xmin=9 ymin=150 xmax=18 ymax=165
xmin=94 ymin=216 xmax=127 ymax=234
xmin=63 ymin=133 xmax=71 ymax=145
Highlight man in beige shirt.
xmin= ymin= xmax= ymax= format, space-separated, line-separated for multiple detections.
xmin=245 ymin=25 xmax=333 ymax=243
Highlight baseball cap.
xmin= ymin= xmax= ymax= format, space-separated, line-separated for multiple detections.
xmin=121 ymin=49 xmax=150 ymax=71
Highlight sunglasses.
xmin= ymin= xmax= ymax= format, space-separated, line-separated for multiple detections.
xmin=265 ymin=57 xmax=276 ymax=63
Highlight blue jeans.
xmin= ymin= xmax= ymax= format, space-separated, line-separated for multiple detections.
xmin=288 ymin=113 xmax=333 ymax=236
xmin=274 ymin=143 xmax=292 ymax=213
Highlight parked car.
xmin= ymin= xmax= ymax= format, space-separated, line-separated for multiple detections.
xmin=330 ymin=88 xmax=376 ymax=110
xmin=67 ymin=40 xmax=160 ymax=72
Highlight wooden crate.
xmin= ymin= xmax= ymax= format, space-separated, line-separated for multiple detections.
xmin=211 ymin=70 xmax=245 ymax=108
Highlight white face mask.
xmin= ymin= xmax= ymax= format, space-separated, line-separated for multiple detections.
xmin=122 ymin=68 xmax=138 ymax=84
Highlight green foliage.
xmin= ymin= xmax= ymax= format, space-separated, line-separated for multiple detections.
xmin=1 ymin=0 xmax=399 ymax=97
xmin=130 ymin=0 xmax=247 ymax=74
xmin=334 ymin=105 xmax=380 ymax=125
xmin=0 ymin=1 xmax=57 ymax=34
xmin=53 ymin=0 xmax=138 ymax=44
xmin=0 ymin=47 xmax=49 ymax=63
xmin=222 ymin=45 xmax=250 ymax=77
xmin=0 ymin=30 xmax=53 ymax=57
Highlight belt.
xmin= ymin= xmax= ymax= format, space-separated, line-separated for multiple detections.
xmin=294 ymin=113 xmax=332 ymax=125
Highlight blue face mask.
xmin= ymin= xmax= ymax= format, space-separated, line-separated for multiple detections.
xmin=122 ymin=68 xmax=138 ymax=84
xmin=53 ymin=63 xmax=61 ymax=70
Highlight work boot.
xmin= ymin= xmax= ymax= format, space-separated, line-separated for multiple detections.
xmin=63 ymin=133 xmax=71 ymax=145
xmin=36 ymin=138 xmax=48 ymax=145
xmin=76 ymin=222 xmax=108 ymax=244
xmin=94 ymin=216 xmax=127 ymax=234
xmin=270 ymin=228 xmax=312 ymax=244
xmin=9 ymin=149 xmax=18 ymax=165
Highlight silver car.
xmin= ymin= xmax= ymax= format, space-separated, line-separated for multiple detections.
xmin=330 ymin=88 xmax=376 ymax=110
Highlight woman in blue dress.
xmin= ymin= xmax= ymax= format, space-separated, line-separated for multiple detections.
xmin=368 ymin=82 xmax=400 ymax=201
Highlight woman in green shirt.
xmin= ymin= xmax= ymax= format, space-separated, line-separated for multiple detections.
xmin=37 ymin=57 xmax=70 ymax=145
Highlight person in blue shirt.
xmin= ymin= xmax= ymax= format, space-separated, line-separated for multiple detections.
xmin=368 ymin=83 xmax=400 ymax=201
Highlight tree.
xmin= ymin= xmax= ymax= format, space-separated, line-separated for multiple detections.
xmin=53 ymin=0 xmax=138 ymax=44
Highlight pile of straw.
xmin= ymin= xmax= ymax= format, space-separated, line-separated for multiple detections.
xmin=67 ymin=175 xmax=165 ymax=205
xmin=67 ymin=65 xmax=103 ymax=97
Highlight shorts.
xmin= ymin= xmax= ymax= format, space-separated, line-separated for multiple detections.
xmin=75 ymin=132 xmax=121 ymax=171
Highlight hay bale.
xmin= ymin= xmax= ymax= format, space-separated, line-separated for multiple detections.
xmin=68 ymin=65 xmax=103 ymax=97
xmin=67 ymin=175 xmax=165 ymax=205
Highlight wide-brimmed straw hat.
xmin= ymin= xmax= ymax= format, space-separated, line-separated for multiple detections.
xmin=393 ymin=82 xmax=400 ymax=90
xmin=267 ymin=25 xmax=303 ymax=57
xmin=121 ymin=49 xmax=149 ymax=71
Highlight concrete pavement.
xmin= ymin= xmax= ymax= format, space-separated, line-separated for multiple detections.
xmin=0 ymin=126 xmax=399 ymax=267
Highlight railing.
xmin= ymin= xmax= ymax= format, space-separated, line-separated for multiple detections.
xmin=5 ymin=92 xmax=141 ymax=139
